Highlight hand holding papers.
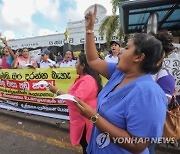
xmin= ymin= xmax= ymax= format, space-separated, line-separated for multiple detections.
xmin=55 ymin=94 xmax=77 ymax=103
xmin=25 ymin=63 xmax=36 ymax=69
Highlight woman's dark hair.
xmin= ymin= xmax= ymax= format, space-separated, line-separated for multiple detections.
xmin=155 ymin=30 xmax=175 ymax=56
xmin=78 ymin=53 xmax=102 ymax=93
xmin=133 ymin=33 xmax=164 ymax=74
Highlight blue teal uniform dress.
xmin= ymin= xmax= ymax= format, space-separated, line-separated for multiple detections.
xmin=87 ymin=63 xmax=167 ymax=154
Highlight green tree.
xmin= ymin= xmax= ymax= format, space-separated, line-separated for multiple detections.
xmin=98 ymin=0 xmax=127 ymax=46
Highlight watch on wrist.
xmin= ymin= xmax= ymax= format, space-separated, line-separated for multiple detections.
xmin=90 ymin=113 xmax=99 ymax=123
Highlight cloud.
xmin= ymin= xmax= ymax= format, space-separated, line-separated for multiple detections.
xmin=34 ymin=0 xmax=60 ymax=22
xmin=4 ymin=30 xmax=15 ymax=40
xmin=38 ymin=28 xmax=57 ymax=36
xmin=65 ymin=0 xmax=112 ymax=22
xmin=0 ymin=0 xmax=38 ymax=38
xmin=0 ymin=0 xmax=112 ymax=39
xmin=1 ymin=0 xmax=35 ymax=25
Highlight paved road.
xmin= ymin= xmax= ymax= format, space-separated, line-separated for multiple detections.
xmin=0 ymin=111 xmax=82 ymax=154
xmin=0 ymin=109 xmax=179 ymax=154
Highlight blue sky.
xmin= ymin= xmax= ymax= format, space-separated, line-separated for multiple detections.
xmin=0 ymin=0 xmax=112 ymax=40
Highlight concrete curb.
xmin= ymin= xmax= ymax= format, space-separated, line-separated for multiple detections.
xmin=0 ymin=108 xmax=69 ymax=131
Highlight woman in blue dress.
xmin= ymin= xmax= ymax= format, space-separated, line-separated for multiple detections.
xmin=75 ymin=5 xmax=167 ymax=154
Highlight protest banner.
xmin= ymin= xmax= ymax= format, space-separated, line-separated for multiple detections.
xmin=0 ymin=57 xmax=179 ymax=120
xmin=0 ymin=67 xmax=78 ymax=119
xmin=0 ymin=67 xmax=108 ymax=119
xmin=163 ymin=58 xmax=180 ymax=95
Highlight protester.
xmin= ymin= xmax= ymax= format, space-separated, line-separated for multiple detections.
xmin=148 ymin=30 xmax=176 ymax=153
xmin=104 ymin=40 xmax=121 ymax=63
xmin=1 ymin=37 xmax=15 ymax=69
xmin=152 ymin=30 xmax=176 ymax=103
xmin=73 ymin=51 xmax=79 ymax=60
xmin=48 ymin=53 xmax=102 ymax=154
xmin=60 ymin=50 xmax=76 ymax=67
xmin=55 ymin=52 xmax=63 ymax=67
xmin=74 ymin=5 xmax=167 ymax=153
xmin=12 ymin=48 xmax=38 ymax=69
xmin=39 ymin=49 xmax=56 ymax=68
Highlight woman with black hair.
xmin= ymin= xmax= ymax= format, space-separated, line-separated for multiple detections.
xmin=74 ymin=5 xmax=167 ymax=153
xmin=12 ymin=48 xmax=38 ymax=69
xmin=49 ymin=53 xmax=102 ymax=154
xmin=149 ymin=31 xmax=176 ymax=153
xmin=60 ymin=50 xmax=76 ymax=67
xmin=152 ymin=30 xmax=176 ymax=104
xmin=1 ymin=37 xmax=15 ymax=69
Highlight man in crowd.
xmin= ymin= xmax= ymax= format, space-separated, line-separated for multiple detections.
xmin=104 ymin=40 xmax=121 ymax=63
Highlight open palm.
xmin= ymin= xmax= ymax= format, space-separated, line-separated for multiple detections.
xmin=85 ymin=4 xmax=97 ymax=30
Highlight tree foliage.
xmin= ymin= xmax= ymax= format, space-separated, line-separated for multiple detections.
xmin=98 ymin=0 xmax=128 ymax=46
xmin=99 ymin=15 xmax=119 ymax=45
xmin=111 ymin=0 xmax=126 ymax=15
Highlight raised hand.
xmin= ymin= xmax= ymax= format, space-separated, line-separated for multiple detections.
xmin=1 ymin=37 xmax=7 ymax=46
xmin=85 ymin=4 xmax=97 ymax=31
xmin=15 ymin=50 xmax=20 ymax=58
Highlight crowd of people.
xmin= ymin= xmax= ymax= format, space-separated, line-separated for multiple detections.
xmin=0 ymin=4 xmax=179 ymax=154
xmin=0 ymin=38 xmax=81 ymax=69
xmin=0 ymin=38 xmax=117 ymax=69
xmin=0 ymin=34 xmax=124 ymax=69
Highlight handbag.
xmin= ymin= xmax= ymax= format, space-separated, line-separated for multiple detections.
xmin=163 ymin=95 xmax=180 ymax=139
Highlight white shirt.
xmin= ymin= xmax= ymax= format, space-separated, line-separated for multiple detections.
xmin=39 ymin=60 xmax=56 ymax=68
xmin=105 ymin=54 xmax=118 ymax=63
xmin=60 ymin=60 xmax=76 ymax=67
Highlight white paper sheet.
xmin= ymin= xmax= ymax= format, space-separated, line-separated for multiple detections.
xmin=24 ymin=63 xmax=35 ymax=68
xmin=55 ymin=94 xmax=77 ymax=102
xmin=34 ymin=80 xmax=48 ymax=86
xmin=25 ymin=63 xmax=33 ymax=67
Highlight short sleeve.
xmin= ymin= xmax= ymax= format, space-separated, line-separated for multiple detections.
xmin=107 ymin=63 xmax=117 ymax=77
xmin=157 ymin=75 xmax=175 ymax=97
xmin=125 ymin=87 xmax=167 ymax=138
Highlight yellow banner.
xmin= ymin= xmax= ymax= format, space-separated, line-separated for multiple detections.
xmin=0 ymin=68 xmax=107 ymax=105
xmin=0 ymin=68 xmax=78 ymax=104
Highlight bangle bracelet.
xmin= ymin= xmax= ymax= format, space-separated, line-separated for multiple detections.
xmin=86 ymin=30 xmax=94 ymax=34
xmin=56 ymin=90 xmax=60 ymax=95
